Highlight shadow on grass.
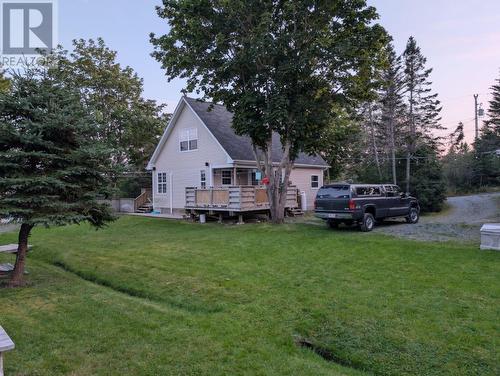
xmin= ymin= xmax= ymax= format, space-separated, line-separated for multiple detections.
xmin=52 ymin=260 xmax=224 ymax=315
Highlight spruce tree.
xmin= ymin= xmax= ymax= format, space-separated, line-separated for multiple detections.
xmin=474 ymin=73 xmax=500 ymax=186
xmin=379 ymin=43 xmax=406 ymax=184
xmin=402 ymin=36 xmax=442 ymax=192
xmin=485 ymin=72 xmax=500 ymax=128
xmin=0 ymin=68 xmax=114 ymax=287
xmin=0 ymin=71 xmax=9 ymax=93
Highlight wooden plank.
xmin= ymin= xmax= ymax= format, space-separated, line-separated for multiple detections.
xmin=195 ymin=190 xmax=211 ymax=205
xmin=212 ymin=190 xmax=229 ymax=205
xmin=0 ymin=244 xmax=32 ymax=254
xmin=255 ymin=189 xmax=268 ymax=204
xmin=0 ymin=264 xmax=14 ymax=273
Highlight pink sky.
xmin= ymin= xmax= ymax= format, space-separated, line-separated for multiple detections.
xmin=60 ymin=1 xmax=500 ymax=145
xmin=371 ymin=0 xmax=500 ymax=144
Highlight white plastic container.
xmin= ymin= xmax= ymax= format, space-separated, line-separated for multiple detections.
xmin=300 ymin=191 xmax=307 ymax=211
xmin=480 ymin=223 xmax=500 ymax=250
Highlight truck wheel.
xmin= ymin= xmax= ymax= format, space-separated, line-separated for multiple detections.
xmin=360 ymin=213 xmax=375 ymax=232
xmin=327 ymin=220 xmax=339 ymax=229
xmin=406 ymin=207 xmax=419 ymax=224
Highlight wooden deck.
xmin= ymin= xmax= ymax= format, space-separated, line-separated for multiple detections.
xmin=185 ymin=185 xmax=298 ymax=213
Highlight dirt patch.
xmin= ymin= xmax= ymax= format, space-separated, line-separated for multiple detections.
xmin=295 ymin=336 xmax=369 ymax=372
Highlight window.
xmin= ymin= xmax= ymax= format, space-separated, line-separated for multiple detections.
xmin=311 ymin=175 xmax=319 ymax=188
xmin=317 ymin=185 xmax=350 ymax=199
xmin=157 ymin=172 xmax=167 ymax=194
xmin=200 ymin=170 xmax=206 ymax=188
xmin=221 ymin=170 xmax=232 ymax=185
xmin=355 ymin=186 xmax=381 ymax=197
xmin=180 ymin=128 xmax=198 ymax=152
xmin=384 ymin=185 xmax=395 ymax=197
xmin=251 ymin=170 xmax=261 ymax=186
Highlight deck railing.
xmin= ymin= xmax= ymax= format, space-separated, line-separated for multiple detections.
xmin=185 ymin=185 xmax=298 ymax=211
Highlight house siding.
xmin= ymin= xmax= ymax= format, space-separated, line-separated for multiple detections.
xmin=152 ymin=103 xmax=230 ymax=211
xmin=289 ymin=167 xmax=324 ymax=210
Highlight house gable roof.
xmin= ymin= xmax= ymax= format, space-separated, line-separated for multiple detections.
xmin=184 ymin=97 xmax=328 ymax=167
xmin=147 ymin=96 xmax=328 ymax=169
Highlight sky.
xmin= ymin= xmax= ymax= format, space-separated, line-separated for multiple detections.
xmin=57 ymin=0 xmax=500 ymax=144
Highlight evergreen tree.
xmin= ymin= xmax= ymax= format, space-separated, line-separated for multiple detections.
xmin=485 ymin=72 xmax=500 ymax=128
xmin=402 ymin=36 xmax=443 ymax=192
xmin=0 ymin=71 xmax=10 ymax=93
xmin=380 ymin=44 xmax=406 ymax=184
xmin=409 ymin=145 xmax=447 ymax=212
xmin=449 ymin=122 xmax=465 ymax=151
xmin=474 ymin=73 xmax=500 ymax=186
xmin=0 ymin=68 xmax=115 ymax=287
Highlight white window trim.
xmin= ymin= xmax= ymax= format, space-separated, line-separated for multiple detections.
xmin=179 ymin=128 xmax=198 ymax=153
xmin=221 ymin=169 xmax=233 ymax=186
xmin=311 ymin=175 xmax=320 ymax=189
xmin=157 ymin=172 xmax=167 ymax=194
xmin=200 ymin=169 xmax=207 ymax=189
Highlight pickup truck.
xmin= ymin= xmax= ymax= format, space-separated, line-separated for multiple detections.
xmin=314 ymin=183 xmax=420 ymax=232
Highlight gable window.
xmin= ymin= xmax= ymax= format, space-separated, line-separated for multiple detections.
xmin=157 ymin=172 xmax=167 ymax=194
xmin=311 ymin=175 xmax=319 ymax=188
xmin=221 ymin=170 xmax=232 ymax=185
xmin=180 ymin=128 xmax=198 ymax=152
xmin=200 ymin=170 xmax=206 ymax=188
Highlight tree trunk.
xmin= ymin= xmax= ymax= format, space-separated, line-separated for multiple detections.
xmin=389 ymin=119 xmax=397 ymax=185
xmin=8 ymin=223 xmax=33 ymax=287
xmin=368 ymin=106 xmax=382 ymax=180
xmin=405 ymin=151 xmax=411 ymax=193
xmin=253 ymin=137 xmax=292 ymax=224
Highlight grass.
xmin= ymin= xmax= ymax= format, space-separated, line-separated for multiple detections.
xmin=0 ymin=216 xmax=499 ymax=375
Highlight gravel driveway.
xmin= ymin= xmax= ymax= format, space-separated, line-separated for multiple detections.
xmin=373 ymin=192 xmax=500 ymax=242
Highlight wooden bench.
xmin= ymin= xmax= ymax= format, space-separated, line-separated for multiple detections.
xmin=0 ymin=326 xmax=15 ymax=376
xmin=0 ymin=244 xmax=32 ymax=277
xmin=0 ymin=244 xmax=32 ymax=254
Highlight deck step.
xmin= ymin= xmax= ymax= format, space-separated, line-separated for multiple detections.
xmin=287 ymin=208 xmax=304 ymax=217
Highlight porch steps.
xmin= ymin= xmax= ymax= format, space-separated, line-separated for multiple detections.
xmin=287 ymin=208 xmax=304 ymax=217
xmin=136 ymin=199 xmax=153 ymax=213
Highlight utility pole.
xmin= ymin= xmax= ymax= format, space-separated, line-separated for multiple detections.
xmin=474 ymin=94 xmax=479 ymax=141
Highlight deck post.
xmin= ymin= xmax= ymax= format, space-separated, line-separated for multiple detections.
xmin=237 ymin=214 xmax=244 ymax=225
xmin=0 ymin=352 xmax=3 ymax=376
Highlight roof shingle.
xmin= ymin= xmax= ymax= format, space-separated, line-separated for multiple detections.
xmin=184 ymin=97 xmax=328 ymax=167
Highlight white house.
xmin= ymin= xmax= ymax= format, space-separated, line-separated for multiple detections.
xmin=146 ymin=96 xmax=328 ymax=214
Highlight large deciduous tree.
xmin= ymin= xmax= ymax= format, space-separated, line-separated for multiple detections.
xmin=48 ymin=38 xmax=168 ymax=173
xmin=151 ymin=0 xmax=387 ymax=223
xmin=0 ymin=68 xmax=114 ymax=287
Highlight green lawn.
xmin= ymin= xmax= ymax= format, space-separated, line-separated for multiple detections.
xmin=0 ymin=216 xmax=498 ymax=375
